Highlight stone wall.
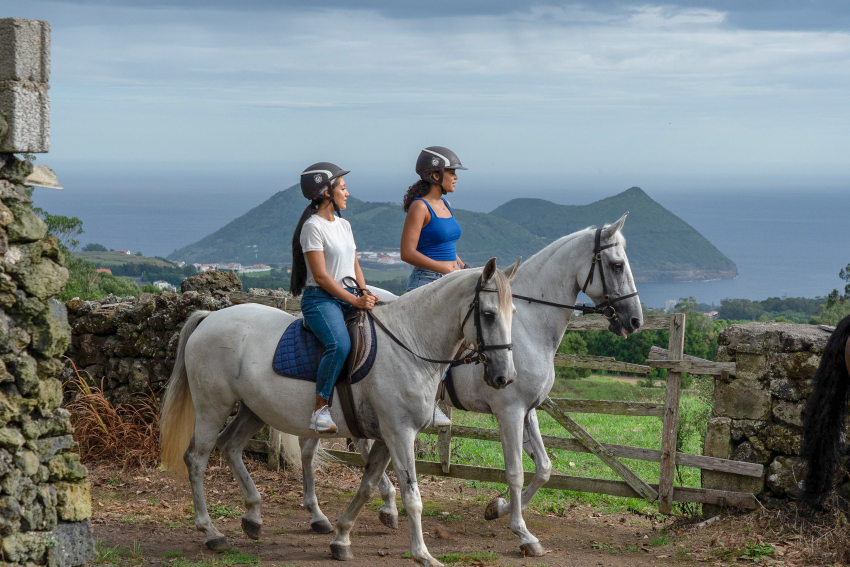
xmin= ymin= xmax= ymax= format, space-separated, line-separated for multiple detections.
xmin=63 ymin=290 xmax=233 ymax=402
xmin=0 ymin=162 xmax=93 ymax=566
xmin=702 ymin=322 xmax=848 ymax=507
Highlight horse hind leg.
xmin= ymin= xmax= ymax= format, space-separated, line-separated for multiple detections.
xmin=300 ymin=437 xmax=334 ymax=534
xmin=217 ymin=403 xmax=266 ymax=540
xmin=355 ymin=439 xmax=398 ymax=529
xmin=184 ymin=405 xmax=234 ymax=552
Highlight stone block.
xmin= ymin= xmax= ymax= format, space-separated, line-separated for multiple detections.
xmin=37 ymin=377 xmax=63 ymax=413
xmin=773 ymin=401 xmax=804 ymax=427
xmin=769 ymin=352 xmax=821 ymax=379
xmin=766 ymin=456 xmax=806 ymax=497
xmin=0 ymin=426 xmax=24 ymax=450
xmin=730 ymin=419 xmax=767 ymax=441
xmin=764 ymin=424 xmax=801 ymax=455
xmin=0 ymin=19 xmax=50 ymax=82
xmin=53 ymin=482 xmax=91 ymax=521
xmin=0 ymin=83 xmax=50 ymax=153
xmin=703 ymin=417 xmax=732 ymax=458
xmin=731 ymin=438 xmax=771 ymax=464
xmin=48 ymin=519 xmax=96 ymax=567
xmin=734 ymin=351 xmax=768 ymax=380
xmin=5 ymin=199 xmax=46 ymax=243
xmin=713 ymin=379 xmax=771 ymax=420
xmin=31 ymin=298 xmax=71 ymax=357
xmin=718 ymin=322 xmax=830 ymax=354
xmin=181 ymin=269 xmax=242 ymax=293
xmin=770 ymin=377 xmax=813 ymax=402
xmin=0 ymin=530 xmax=52 ymax=563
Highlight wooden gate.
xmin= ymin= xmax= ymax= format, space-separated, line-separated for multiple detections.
xmin=236 ymin=292 xmax=762 ymax=513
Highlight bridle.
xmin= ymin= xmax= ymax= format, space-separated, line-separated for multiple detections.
xmin=511 ymin=228 xmax=638 ymax=323
xmin=342 ymin=275 xmax=511 ymax=373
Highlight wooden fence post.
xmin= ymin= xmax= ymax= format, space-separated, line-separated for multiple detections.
xmin=658 ymin=313 xmax=685 ymax=514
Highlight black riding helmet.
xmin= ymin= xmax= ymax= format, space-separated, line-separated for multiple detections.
xmin=300 ymin=162 xmax=349 ymax=215
xmin=415 ymin=146 xmax=467 ymax=189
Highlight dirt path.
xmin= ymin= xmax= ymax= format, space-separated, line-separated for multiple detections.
xmin=89 ymin=460 xmax=687 ymax=566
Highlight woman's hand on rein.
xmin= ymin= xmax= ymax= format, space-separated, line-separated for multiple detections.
xmin=352 ymin=293 xmax=378 ymax=310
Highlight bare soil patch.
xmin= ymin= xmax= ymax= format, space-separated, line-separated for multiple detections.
xmin=88 ymin=458 xmax=840 ymax=566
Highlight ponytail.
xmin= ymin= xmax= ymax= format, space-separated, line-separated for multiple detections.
xmin=402 ymin=179 xmax=432 ymax=212
xmin=290 ymin=200 xmax=322 ymax=296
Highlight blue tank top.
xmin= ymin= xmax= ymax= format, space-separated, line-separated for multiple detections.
xmin=414 ymin=197 xmax=462 ymax=262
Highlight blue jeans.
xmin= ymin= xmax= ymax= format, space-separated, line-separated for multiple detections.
xmin=406 ymin=267 xmax=443 ymax=292
xmin=301 ymin=286 xmax=355 ymax=401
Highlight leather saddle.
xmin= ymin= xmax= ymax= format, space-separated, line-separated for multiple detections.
xmin=272 ymin=308 xmax=376 ymax=437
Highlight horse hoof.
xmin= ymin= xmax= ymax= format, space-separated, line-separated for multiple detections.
xmin=484 ymin=497 xmax=505 ymax=521
xmin=330 ymin=542 xmax=354 ymax=561
xmin=241 ymin=517 xmax=262 ymax=540
xmin=520 ymin=541 xmax=546 ymax=557
xmin=205 ymin=536 xmax=229 ymax=553
xmin=379 ymin=511 xmax=399 ymax=529
xmin=311 ymin=519 xmax=334 ymax=534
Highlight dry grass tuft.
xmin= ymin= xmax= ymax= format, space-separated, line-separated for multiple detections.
xmin=64 ymin=357 xmax=161 ymax=469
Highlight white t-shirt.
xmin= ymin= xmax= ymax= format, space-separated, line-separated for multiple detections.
xmin=300 ymin=214 xmax=357 ymax=288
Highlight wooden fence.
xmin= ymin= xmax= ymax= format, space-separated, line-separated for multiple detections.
xmin=241 ymin=297 xmax=762 ymax=513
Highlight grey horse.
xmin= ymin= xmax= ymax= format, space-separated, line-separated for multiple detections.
xmin=295 ymin=214 xmax=643 ymax=557
xmin=159 ymin=259 xmax=519 ymax=567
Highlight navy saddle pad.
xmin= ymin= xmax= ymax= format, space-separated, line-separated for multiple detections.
xmin=272 ymin=315 xmax=376 ymax=384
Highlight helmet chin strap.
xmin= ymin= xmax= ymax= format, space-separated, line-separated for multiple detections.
xmin=327 ymin=182 xmax=342 ymax=218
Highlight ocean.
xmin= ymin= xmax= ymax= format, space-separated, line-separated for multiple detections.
xmin=32 ymin=168 xmax=850 ymax=309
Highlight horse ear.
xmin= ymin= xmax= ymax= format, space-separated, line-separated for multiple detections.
xmin=502 ymin=257 xmax=521 ymax=280
xmin=482 ymin=257 xmax=497 ymax=281
xmin=602 ymin=212 xmax=629 ymax=239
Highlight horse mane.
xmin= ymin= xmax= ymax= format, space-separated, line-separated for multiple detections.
xmin=800 ymin=313 xmax=850 ymax=507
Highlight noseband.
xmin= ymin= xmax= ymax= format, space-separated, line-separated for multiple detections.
xmin=512 ymin=228 xmax=638 ymax=322
xmin=344 ymin=275 xmax=511 ymax=370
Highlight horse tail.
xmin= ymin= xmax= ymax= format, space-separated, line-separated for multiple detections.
xmin=800 ymin=313 xmax=850 ymax=507
xmin=160 ymin=310 xmax=210 ymax=477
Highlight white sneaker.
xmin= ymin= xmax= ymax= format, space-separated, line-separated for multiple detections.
xmin=310 ymin=406 xmax=337 ymax=435
xmin=433 ymin=404 xmax=452 ymax=428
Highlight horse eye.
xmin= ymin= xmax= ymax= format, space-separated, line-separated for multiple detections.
xmin=613 ymin=263 xmax=624 ymax=271
xmin=482 ymin=311 xmax=496 ymax=320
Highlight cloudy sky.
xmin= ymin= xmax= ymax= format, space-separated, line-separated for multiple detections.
xmin=5 ymin=0 xmax=850 ymax=204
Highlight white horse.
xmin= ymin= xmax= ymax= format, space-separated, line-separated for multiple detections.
xmin=159 ymin=259 xmax=519 ymax=567
xmin=296 ymin=214 xmax=643 ymax=557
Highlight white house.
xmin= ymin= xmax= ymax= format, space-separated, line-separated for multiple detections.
xmin=153 ymin=280 xmax=177 ymax=292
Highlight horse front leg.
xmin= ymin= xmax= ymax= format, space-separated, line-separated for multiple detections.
xmin=299 ymin=437 xmax=334 ymax=534
xmin=330 ymin=440 xmax=393 ymax=561
xmin=493 ymin=408 xmax=545 ymax=557
xmin=216 ymin=404 xmax=266 ymax=540
xmin=382 ymin=430 xmax=443 ymax=567
xmin=355 ymin=438 xmax=398 ymax=528
xmin=486 ymin=408 xmax=551 ymax=520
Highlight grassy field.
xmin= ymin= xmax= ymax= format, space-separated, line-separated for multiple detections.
xmin=76 ymin=251 xmax=177 ymax=267
xmin=418 ymin=375 xmax=713 ymax=516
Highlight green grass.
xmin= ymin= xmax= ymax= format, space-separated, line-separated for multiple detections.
xmin=207 ymin=504 xmax=241 ymax=519
xmin=170 ymin=549 xmax=260 ymax=566
xmin=417 ymin=375 xmax=712 ymax=515
xmin=437 ymin=551 xmax=500 ymax=565
xmin=76 ymin=251 xmax=175 ymax=267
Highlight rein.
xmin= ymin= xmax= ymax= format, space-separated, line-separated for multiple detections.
xmin=341 ymin=276 xmax=511 ymax=369
xmin=512 ymin=228 xmax=638 ymax=321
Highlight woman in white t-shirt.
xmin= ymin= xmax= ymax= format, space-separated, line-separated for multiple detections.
xmin=290 ymin=162 xmax=379 ymax=434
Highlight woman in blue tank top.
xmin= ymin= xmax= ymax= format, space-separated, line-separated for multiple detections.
xmin=400 ymin=146 xmax=468 ymax=427
xmin=400 ymin=146 xmax=467 ymax=292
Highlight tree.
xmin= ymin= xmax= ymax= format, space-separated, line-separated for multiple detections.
xmin=33 ymin=209 xmax=84 ymax=252
xmin=135 ymin=251 xmax=143 ymax=257
xmin=556 ymin=332 xmax=591 ymax=380
xmin=840 ymin=263 xmax=850 ymax=299
xmin=82 ymin=243 xmax=108 ymax=252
